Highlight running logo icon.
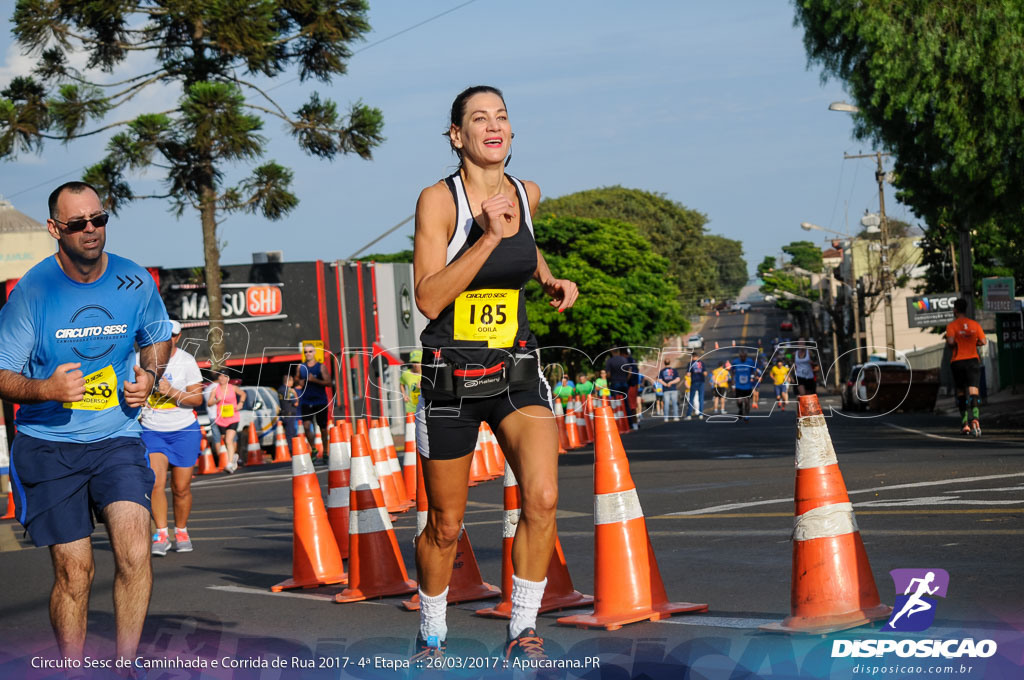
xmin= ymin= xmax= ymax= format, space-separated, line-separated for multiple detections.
xmin=884 ymin=568 xmax=949 ymax=632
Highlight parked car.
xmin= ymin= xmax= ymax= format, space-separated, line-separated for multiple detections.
xmin=198 ymin=383 xmax=281 ymax=446
xmin=779 ymin=320 xmax=794 ymax=332
xmin=687 ymin=334 xmax=705 ymax=350
xmin=730 ymin=302 xmax=751 ymax=312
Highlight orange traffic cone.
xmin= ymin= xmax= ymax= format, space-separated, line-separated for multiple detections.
xmin=576 ymin=398 xmax=592 ymax=445
xmin=401 ymin=413 xmax=417 ymax=503
xmin=480 ymin=422 xmax=502 ymax=479
xmin=468 ymin=432 xmax=490 ymax=486
xmin=558 ymin=405 xmax=707 ymax=630
xmin=327 ymin=422 xmax=352 ymax=561
xmin=552 ymin=400 xmax=569 ymax=454
xmin=380 ymin=418 xmax=411 ymax=502
xmin=273 ymin=421 xmax=292 ymax=463
xmin=244 ymin=423 xmax=264 ymax=466
xmin=335 ymin=431 xmax=417 ymax=602
xmin=477 ymin=464 xmax=592 ymax=618
xmin=313 ymin=422 xmax=325 ymax=460
xmin=216 ymin=439 xmax=229 ymax=472
xmin=583 ymin=395 xmax=596 ymax=444
xmin=271 ymin=447 xmax=347 ymax=591
xmin=196 ymin=429 xmax=217 ymax=475
xmin=402 ymin=452 xmax=499 ymax=610
xmin=368 ymin=420 xmax=412 ymax=513
xmin=564 ymin=402 xmax=582 ymax=449
xmin=1 ymin=492 xmax=14 ymax=520
xmin=760 ymin=395 xmax=891 ymax=634
xmin=714 ymin=341 xmax=720 ymax=349
xmin=613 ymin=399 xmax=629 ymax=435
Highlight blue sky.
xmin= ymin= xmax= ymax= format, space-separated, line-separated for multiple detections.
xmin=1 ymin=1 xmax=912 ymax=277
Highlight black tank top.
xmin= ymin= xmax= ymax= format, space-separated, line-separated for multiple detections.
xmin=419 ymin=171 xmax=539 ymax=368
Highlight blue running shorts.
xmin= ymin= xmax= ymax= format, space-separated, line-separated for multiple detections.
xmin=141 ymin=421 xmax=201 ymax=468
xmin=9 ymin=433 xmax=154 ymax=547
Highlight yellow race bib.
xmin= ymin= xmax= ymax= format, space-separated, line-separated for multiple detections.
xmin=220 ymin=403 xmax=235 ymax=418
xmin=64 ymin=365 xmax=119 ymax=411
xmin=453 ymin=289 xmax=519 ymax=348
xmin=147 ymin=391 xmax=178 ymax=410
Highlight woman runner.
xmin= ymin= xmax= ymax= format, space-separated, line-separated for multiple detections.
xmin=411 ymin=85 xmax=578 ymax=667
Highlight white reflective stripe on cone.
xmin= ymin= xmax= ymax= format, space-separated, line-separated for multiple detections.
xmin=795 ymin=415 xmax=838 ymax=469
xmin=350 ymin=506 xmax=393 ymax=534
xmin=349 ymin=455 xmax=380 ymax=490
xmin=594 ymin=488 xmax=645 ymax=525
xmin=416 ymin=510 xmax=427 ymax=538
xmin=248 ymin=442 xmax=260 ymax=451
xmin=329 ymin=443 xmax=350 ymax=471
xmin=503 ymin=464 xmax=517 ymax=487
xmin=327 ymin=487 xmax=350 ymax=508
xmin=291 ymin=454 xmax=315 ymax=477
xmin=503 ymin=509 xmax=521 ymax=538
xmin=374 ymin=460 xmax=392 ymax=480
xmin=792 ymin=502 xmax=858 ymax=541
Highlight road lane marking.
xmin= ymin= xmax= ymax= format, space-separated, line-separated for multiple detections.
xmin=650 ymin=508 xmax=1023 ymax=519
xmin=652 ymin=616 xmax=1006 ymax=635
xmin=884 ymin=422 xmax=1020 ymax=445
xmin=557 ymin=529 xmax=1024 ymax=537
xmin=668 ymin=472 xmax=1024 ymax=515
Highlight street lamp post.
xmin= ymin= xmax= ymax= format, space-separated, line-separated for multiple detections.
xmin=845 ymin=152 xmax=897 ymax=361
xmin=827 ymin=102 xmax=897 ymax=361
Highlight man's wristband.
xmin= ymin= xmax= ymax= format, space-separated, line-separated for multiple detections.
xmin=143 ymin=368 xmax=158 ymax=383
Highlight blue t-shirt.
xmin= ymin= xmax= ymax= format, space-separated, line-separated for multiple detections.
xmin=297 ymin=362 xmax=329 ymax=406
xmin=658 ymin=367 xmax=679 ymax=392
xmin=0 ymin=254 xmax=171 ymax=443
xmin=731 ymin=358 xmax=757 ymax=390
xmin=687 ymin=360 xmax=707 ymax=384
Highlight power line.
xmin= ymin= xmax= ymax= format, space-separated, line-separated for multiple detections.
xmin=6 ymin=0 xmax=482 ymax=201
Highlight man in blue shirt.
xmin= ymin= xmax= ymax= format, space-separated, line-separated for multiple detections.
xmin=0 ymin=182 xmax=171 ymax=668
xmin=730 ymin=349 xmax=758 ymax=422
xmin=685 ymin=353 xmax=708 ymax=420
xmin=295 ymin=344 xmax=331 ymax=457
xmin=657 ymin=358 xmax=681 ymax=421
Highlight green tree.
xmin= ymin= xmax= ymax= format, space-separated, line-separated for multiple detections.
xmin=794 ymin=0 xmax=1024 ymax=296
xmin=782 ymin=240 xmax=823 ymax=273
xmin=704 ymin=234 xmax=748 ymax=299
xmin=537 ymin=186 xmax=715 ymax=312
xmin=527 ymin=216 xmax=685 ymax=373
xmin=2 ymin=0 xmax=384 ymax=367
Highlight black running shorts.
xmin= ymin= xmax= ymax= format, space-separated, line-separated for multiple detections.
xmin=415 ymin=386 xmax=552 ymax=461
xmin=950 ymin=358 xmax=981 ymax=390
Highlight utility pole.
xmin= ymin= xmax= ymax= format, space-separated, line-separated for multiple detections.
xmin=845 ymin=151 xmax=896 ymax=361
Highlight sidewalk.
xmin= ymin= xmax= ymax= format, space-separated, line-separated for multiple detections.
xmin=933 ymin=388 xmax=1024 ymax=427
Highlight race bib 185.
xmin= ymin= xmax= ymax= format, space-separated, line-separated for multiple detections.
xmin=453 ymin=288 xmax=519 ymax=348
xmin=64 ymin=365 xmax=119 ymax=411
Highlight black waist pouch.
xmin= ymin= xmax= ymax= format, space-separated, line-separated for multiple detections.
xmin=421 ymin=349 xmax=540 ymax=401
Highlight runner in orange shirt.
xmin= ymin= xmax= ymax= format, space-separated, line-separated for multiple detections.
xmin=945 ymin=298 xmax=986 ymax=437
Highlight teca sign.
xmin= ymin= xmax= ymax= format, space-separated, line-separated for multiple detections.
xmin=906 ymin=293 xmax=959 ymax=328
xmin=177 ymin=283 xmax=285 ymax=325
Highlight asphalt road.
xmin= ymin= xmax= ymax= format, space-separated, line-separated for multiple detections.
xmin=1 ymin=305 xmax=1021 ymax=680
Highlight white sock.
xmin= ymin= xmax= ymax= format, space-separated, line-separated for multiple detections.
xmin=508 ymin=575 xmax=547 ymax=639
xmin=418 ymin=587 xmax=448 ymax=644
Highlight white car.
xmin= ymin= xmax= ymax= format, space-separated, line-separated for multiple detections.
xmin=687 ymin=334 xmax=704 ymax=350
xmin=731 ymin=302 xmax=751 ymax=312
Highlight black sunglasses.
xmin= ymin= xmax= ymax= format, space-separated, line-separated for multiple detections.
xmin=53 ymin=212 xmax=109 ymax=233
